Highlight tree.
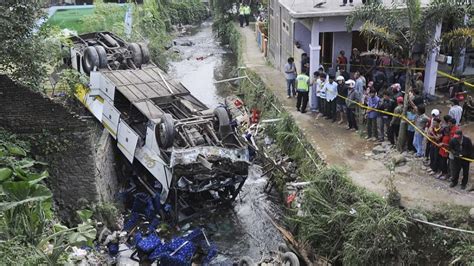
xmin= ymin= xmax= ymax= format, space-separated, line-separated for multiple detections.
xmin=0 ymin=1 xmax=60 ymax=90
xmin=346 ymin=0 xmax=472 ymax=151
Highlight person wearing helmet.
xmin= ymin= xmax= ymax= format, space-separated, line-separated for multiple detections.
xmin=336 ymin=76 xmax=348 ymax=124
xmin=345 ymin=79 xmax=360 ymax=130
xmin=425 ymin=109 xmax=442 ymax=165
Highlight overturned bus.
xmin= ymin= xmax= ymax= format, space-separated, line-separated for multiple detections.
xmin=66 ymin=32 xmax=249 ymax=221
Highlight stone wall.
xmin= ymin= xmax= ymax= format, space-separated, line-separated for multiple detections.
xmin=0 ymin=75 xmax=119 ymax=222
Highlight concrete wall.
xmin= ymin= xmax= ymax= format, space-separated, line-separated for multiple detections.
xmin=268 ymin=0 xmax=280 ymax=68
xmin=332 ymin=31 xmax=352 ymax=69
xmin=268 ymin=0 xmax=294 ymax=71
xmin=0 ymin=75 xmax=119 ymax=222
xmin=294 ymin=21 xmax=311 ymax=55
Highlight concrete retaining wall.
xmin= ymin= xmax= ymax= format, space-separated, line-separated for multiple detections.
xmin=0 ymin=75 xmax=119 ymax=222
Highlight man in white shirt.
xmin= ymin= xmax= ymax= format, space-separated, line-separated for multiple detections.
xmin=310 ymin=71 xmax=320 ymax=113
xmin=284 ymin=57 xmax=297 ymax=98
xmin=316 ymin=73 xmax=327 ymax=119
xmin=449 ymin=98 xmax=463 ymax=125
xmin=324 ymin=75 xmax=338 ymax=122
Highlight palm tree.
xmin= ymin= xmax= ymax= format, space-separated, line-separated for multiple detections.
xmin=346 ymin=0 xmax=472 ymax=151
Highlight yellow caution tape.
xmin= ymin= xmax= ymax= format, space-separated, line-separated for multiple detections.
xmin=338 ymin=93 xmax=474 ymax=163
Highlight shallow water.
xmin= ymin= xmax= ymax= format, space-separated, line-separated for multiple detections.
xmin=169 ymin=21 xmax=285 ymax=264
xmin=169 ymin=20 xmax=235 ymax=108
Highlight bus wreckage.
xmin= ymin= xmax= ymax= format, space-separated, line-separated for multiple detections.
xmin=67 ymin=32 xmax=250 ymax=221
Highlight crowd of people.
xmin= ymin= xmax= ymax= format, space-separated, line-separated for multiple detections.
xmin=283 ymin=53 xmax=472 ymax=190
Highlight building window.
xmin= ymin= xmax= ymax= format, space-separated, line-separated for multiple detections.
xmin=282 ymin=21 xmax=289 ymax=34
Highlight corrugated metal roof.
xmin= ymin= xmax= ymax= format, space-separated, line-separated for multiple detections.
xmin=279 ymin=0 xmax=432 ymax=18
xmin=103 ymin=67 xmax=189 ymax=103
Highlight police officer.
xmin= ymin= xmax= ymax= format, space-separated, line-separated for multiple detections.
xmin=239 ymin=4 xmax=245 ymax=27
xmin=244 ymin=4 xmax=251 ymax=26
xmin=296 ymin=68 xmax=310 ymax=113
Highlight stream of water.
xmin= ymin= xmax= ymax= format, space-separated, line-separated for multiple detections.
xmin=169 ymin=20 xmax=286 ymax=264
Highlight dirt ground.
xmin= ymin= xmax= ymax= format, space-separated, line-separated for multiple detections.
xmin=238 ymin=24 xmax=474 ymax=211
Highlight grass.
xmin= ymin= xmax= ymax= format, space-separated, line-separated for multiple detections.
xmin=46 ymin=8 xmax=95 ymax=33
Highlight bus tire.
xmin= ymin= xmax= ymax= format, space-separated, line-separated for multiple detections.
xmin=155 ymin=114 xmax=174 ymax=149
xmin=139 ymin=43 xmax=150 ymax=64
xmin=82 ymin=46 xmax=99 ymax=75
xmin=213 ymin=107 xmax=232 ymax=139
xmin=128 ymin=42 xmax=142 ymax=68
xmin=94 ymin=45 xmax=108 ymax=68
xmin=282 ymin=252 xmax=300 ymax=266
xmin=238 ymin=256 xmax=255 ymax=266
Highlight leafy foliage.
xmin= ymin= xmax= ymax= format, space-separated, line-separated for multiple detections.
xmin=0 ymin=129 xmax=97 ymax=263
xmin=0 ymin=2 xmax=64 ymax=90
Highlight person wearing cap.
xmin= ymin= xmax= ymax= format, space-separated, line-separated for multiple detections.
xmin=336 ymin=75 xmax=348 ymax=124
xmin=345 ymin=79 xmax=360 ymax=130
xmin=295 ymin=69 xmax=311 ymax=113
xmin=390 ymin=83 xmax=402 ymax=101
xmin=448 ymin=98 xmax=463 ymax=126
xmin=427 ymin=117 xmax=442 ymax=176
xmin=324 ymin=75 xmax=338 ymax=122
xmin=448 ymin=130 xmax=473 ymax=189
xmin=390 ymin=96 xmax=404 ymax=145
xmin=424 ymin=109 xmax=442 ymax=164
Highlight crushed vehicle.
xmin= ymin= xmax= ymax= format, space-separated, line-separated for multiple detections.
xmin=65 ymin=32 xmax=250 ymax=222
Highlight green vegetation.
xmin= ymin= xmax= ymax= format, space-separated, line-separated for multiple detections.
xmin=0 ymin=129 xmax=97 ymax=264
xmin=212 ymin=4 xmax=474 ymax=262
xmin=0 ymin=2 xmax=64 ymax=90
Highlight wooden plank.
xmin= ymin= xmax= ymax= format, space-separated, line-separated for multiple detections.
xmin=133 ymin=99 xmax=163 ymax=120
xmin=123 ymin=70 xmax=143 ymax=85
xmin=127 ymin=84 xmax=147 ymax=100
xmin=136 ymin=82 xmax=160 ymax=98
xmin=111 ymin=71 xmax=132 ymax=86
xmin=148 ymin=81 xmax=171 ymax=97
xmin=116 ymin=85 xmax=139 ymax=102
xmin=103 ymin=71 xmax=121 ymax=85
xmin=134 ymin=69 xmax=155 ymax=83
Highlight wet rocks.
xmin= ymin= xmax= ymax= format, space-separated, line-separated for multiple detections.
xmin=372 ymin=145 xmax=386 ymax=155
xmin=173 ymin=39 xmax=194 ymax=46
xmin=391 ymin=154 xmax=407 ymax=166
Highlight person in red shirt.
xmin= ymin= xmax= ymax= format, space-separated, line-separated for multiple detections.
xmin=336 ymin=50 xmax=348 ymax=70
xmin=441 ymin=116 xmax=459 ymax=180
xmin=437 ymin=127 xmax=450 ymax=180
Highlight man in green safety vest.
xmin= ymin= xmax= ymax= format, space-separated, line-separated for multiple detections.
xmin=244 ymin=4 xmax=251 ymax=26
xmin=239 ymin=4 xmax=245 ymax=27
xmin=296 ymin=69 xmax=311 ymax=113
